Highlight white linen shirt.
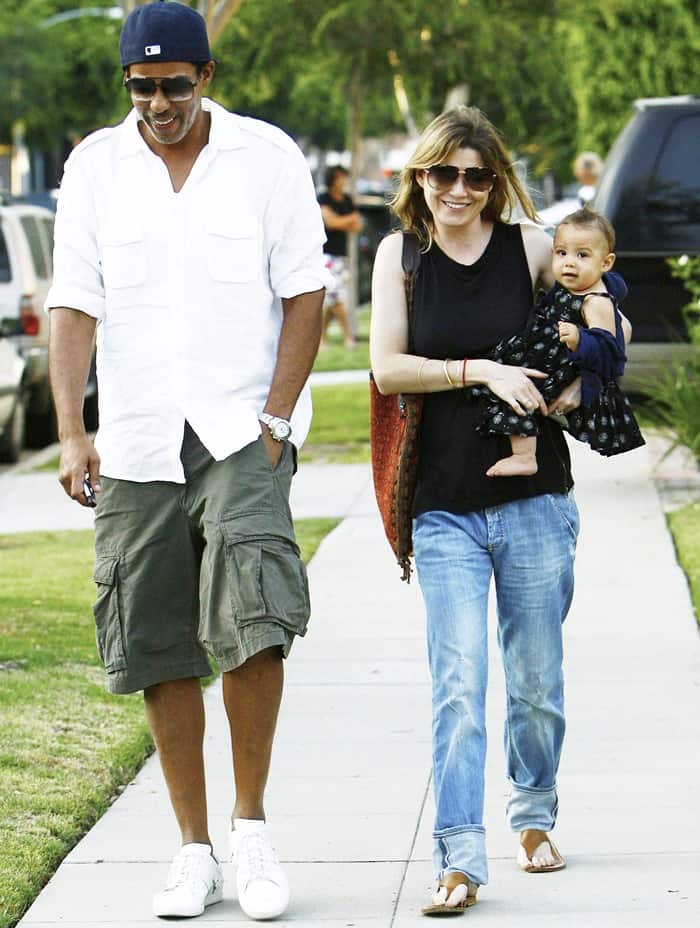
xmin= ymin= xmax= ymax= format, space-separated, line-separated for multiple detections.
xmin=45 ymin=99 xmax=331 ymax=483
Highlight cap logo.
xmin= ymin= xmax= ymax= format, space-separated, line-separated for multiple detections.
xmin=144 ymin=44 xmax=161 ymax=56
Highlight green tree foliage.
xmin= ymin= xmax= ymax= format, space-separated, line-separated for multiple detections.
xmin=0 ymin=1 xmax=124 ymax=148
xmin=426 ymin=0 xmax=577 ymax=178
xmin=562 ymin=0 xmax=700 ymax=155
xmin=213 ymin=0 xmax=579 ymax=178
xmin=3 ymin=0 xmax=698 ymax=183
xmin=213 ymin=0 xmax=444 ymax=148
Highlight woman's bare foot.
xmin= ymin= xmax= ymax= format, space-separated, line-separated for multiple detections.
xmin=486 ymin=454 xmax=538 ymax=477
xmin=422 ymin=871 xmax=478 ymax=916
xmin=517 ymin=829 xmax=565 ymax=872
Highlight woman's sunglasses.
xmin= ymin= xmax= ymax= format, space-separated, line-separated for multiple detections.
xmin=124 ymin=75 xmax=198 ymax=103
xmin=425 ymin=165 xmax=496 ymax=192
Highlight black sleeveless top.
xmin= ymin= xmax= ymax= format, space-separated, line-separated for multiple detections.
xmin=410 ymin=221 xmax=573 ymax=516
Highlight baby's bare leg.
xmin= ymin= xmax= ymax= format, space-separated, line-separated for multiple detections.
xmin=486 ymin=434 xmax=538 ymax=477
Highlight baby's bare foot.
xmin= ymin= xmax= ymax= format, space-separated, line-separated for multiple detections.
xmin=486 ymin=455 xmax=538 ymax=478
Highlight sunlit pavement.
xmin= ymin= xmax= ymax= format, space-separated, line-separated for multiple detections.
xmin=9 ymin=435 xmax=700 ymax=927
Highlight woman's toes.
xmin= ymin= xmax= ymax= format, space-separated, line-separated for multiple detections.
xmin=444 ymin=883 xmax=468 ymax=908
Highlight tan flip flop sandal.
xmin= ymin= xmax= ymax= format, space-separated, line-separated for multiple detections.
xmin=422 ymin=872 xmax=478 ymax=916
xmin=517 ymin=830 xmax=566 ymax=873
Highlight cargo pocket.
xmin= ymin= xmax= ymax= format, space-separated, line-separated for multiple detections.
xmin=92 ymin=556 xmax=127 ymax=672
xmin=220 ymin=508 xmax=311 ymax=636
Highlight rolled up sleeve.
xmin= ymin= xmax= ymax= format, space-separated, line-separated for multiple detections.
xmin=45 ymin=151 xmax=105 ymax=320
xmin=268 ymin=145 xmax=333 ymax=300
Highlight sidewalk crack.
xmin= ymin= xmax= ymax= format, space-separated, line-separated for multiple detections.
xmin=390 ymin=768 xmax=431 ymax=926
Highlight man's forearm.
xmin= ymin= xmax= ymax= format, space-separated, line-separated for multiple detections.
xmin=49 ymin=307 xmax=97 ymax=440
xmin=264 ymin=289 xmax=324 ymax=419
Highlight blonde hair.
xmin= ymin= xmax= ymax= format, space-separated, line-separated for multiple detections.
xmin=391 ymin=106 xmax=538 ymax=250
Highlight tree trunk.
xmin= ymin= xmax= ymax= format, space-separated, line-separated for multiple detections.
xmin=346 ymin=74 xmax=364 ymax=328
xmin=197 ymin=0 xmax=247 ymax=44
xmin=387 ymin=49 xmax=418 ymax=138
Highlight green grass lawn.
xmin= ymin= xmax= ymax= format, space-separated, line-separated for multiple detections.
xmin=303 ymin=382 xmax=370 ymax=464
xmin=667 ymin=502 xmax=700 ymax=628
xmin=0 ymin=519 xmax=338 ymax=928
xmin=312 ymin=305 xmax=370 ymax=373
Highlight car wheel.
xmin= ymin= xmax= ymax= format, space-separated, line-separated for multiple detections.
xmin=0 ymin=393 xmax=27 ymax=464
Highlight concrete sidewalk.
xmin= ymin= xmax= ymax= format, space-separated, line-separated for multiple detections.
xmin=14 ymin=440 xmax=700 ymax=926
xmin=0 ymin=463 xmax=370 ymax=533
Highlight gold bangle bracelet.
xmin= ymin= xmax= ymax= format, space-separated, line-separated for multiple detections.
xmin=418 ymin=357 xmax=430 ymax=388
xmin=443 ymin=358 xmax=456 ymax=388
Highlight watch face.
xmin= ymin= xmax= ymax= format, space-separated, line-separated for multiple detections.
xmin=271 ymin=420 xmax=292 ymax=440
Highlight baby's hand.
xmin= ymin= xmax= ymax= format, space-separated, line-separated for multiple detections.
xmin=558 ymin=321 xmax=580 ymax=351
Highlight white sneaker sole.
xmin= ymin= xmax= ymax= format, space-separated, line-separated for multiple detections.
xmin=153 ymin=882 xmax=223 ymax=918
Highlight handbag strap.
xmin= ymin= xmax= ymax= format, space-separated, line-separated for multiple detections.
xmin=401 ymin=232 xmax=421 ymax=352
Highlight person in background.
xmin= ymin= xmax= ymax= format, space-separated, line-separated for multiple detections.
xmin=46 ymin=1 xmax=329 ymax=921
xmin=318 ymin=165 xmax=363 ymax=349
xmin=572 ymin=150 xmax=603 ymax=204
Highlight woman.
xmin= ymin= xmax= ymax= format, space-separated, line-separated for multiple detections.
xmin=370 ymin=106 xmax=586 ymax=914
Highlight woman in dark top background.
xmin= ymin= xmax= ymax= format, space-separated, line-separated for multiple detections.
xmin=370 ymin=106 xmax=596 ymax=915
xmin=318 ymin=165 xmax=363 ymax=349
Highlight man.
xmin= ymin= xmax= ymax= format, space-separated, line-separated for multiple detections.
xmin=46 ymin=1 xmax=329 ymax=921
xmin=318 ymin=165 xmax=362 ymax=349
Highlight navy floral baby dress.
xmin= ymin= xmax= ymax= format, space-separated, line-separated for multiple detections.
xmin=472 ymin=282 xmax=645 ymax=456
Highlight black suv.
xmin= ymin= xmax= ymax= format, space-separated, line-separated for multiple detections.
xmin=593 ymin=96 xmax=700 ymax=390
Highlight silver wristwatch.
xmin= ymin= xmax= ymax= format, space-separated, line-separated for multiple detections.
xmin=258 ymin=413 xmax=292 ymax=442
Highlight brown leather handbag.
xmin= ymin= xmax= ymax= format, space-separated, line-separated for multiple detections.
xmin=369 ymin=232 xmax=423 ymax=581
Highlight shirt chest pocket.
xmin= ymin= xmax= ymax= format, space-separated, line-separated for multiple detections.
xmin=101 ymin=222 xmax=147 ymax=291
xmin=206 ymin=215 xmax=260 ymax=283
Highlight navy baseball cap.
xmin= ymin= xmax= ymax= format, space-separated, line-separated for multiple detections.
xmin=120 ymin=1 xmax=213 ymax=68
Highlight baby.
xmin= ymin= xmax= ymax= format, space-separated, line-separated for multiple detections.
xmin=474 ymin=208 xmax=644 ymax=476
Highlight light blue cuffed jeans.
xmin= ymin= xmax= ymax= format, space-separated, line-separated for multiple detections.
xmin=413 ymin=492 xmax=579 ymax=887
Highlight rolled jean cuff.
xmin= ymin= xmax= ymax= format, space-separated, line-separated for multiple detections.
xmin=432 ymin=825 xmax=488 ymax=887
xmin=507 ymin=781 xmax=558 ymax=832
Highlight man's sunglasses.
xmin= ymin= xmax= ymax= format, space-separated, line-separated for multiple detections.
xmin=124 ymin=75 xmax=198 ymax=102
xmin=425 ymin=165 xmax=496 ymax=191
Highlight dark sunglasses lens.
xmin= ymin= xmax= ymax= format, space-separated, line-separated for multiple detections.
xmin=427 ymin=166 xmax=458 ymax=187
xmin=125 ymin=76 xmax=194 ymax=100
xmin=160 ymin=77 xmax=196 ymax=100
xmin=125 ymin=78 xmax=156 ymax=98
xmin=427 ymin=165 xmax=494 ymax=190
xmin=466 ymin=168 xmax=494 ymax=190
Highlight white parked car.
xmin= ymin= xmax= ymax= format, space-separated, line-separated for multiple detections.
xmin=0 ymin=200 xmax=55 ymax=448
xmin=0 ymin=198 xmax=98 ymax=450
xmin=0 ymin=331 xmax=26 ymax=462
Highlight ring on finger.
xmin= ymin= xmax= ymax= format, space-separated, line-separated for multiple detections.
xmin=554 ymin=407 xmax=564 ymax=415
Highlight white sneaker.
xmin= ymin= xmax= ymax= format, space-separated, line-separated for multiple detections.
xmin=230 ymin=818 xmax=290 ymax=920
xmin=152 ymin=843 xmax=223 ymax=918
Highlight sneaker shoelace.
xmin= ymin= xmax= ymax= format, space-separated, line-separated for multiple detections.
xmin=166 ymin=853 xmax=212 ymax=892
xmin=239 ymin=831 xmax=280 ymax=886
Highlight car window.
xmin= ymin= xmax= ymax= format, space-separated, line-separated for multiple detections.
xmin=651 ymin=115 xmax=700 ymax=199
xmin=0 ymin=224 xmax=11 ymax=283
xmin=40 ymin=217 xmax=54 ymax=275
xmin=20 ymin=215 xmax=49 ymax=279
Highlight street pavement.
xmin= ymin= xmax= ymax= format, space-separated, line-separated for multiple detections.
xmin=8 ymin=436 xmax=700 ymax=927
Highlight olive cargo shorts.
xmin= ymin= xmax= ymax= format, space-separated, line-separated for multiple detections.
xmin=91 ymin=427 xmax=310 ymax=694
